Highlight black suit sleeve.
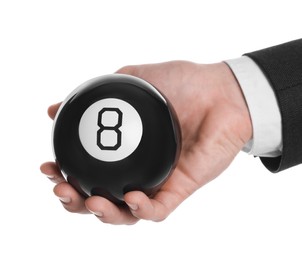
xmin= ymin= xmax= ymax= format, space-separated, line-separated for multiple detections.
xmin=244 ymin=39 xmax=302 ymax=172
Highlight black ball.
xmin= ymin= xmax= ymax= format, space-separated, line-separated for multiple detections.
xmin=52 ymin=74 xmax=181 ymax=204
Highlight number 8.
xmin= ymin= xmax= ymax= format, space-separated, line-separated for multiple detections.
xmin=97 ymin=108 xmax=123 ymax=150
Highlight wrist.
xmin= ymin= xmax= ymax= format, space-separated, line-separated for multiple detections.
xmin=202 ymin=62 xmax=253 ymax=147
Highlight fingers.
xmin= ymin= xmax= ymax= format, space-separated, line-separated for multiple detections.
xmin=40 ymin=162 xmax=65 ymax=184
xmin=40 ymin=162 xmax=89 ymax=214
xmin=53 ymin=182 xmax=89 ymax=214
xmin=124 ymin=191 xmax=174 ymax=222
xmin=40 ymin=162 xmax=139 ymax=221
xmin=85 ymin=196 xmax=138 ymax=225
xmin=40 ymin=163 xmax=175 ymax=222
xmin=47 ymin=103 xmax=61 ymax=120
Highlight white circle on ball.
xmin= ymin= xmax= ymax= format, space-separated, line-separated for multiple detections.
xmin=78 ymin=98 xmax=143 ymax=162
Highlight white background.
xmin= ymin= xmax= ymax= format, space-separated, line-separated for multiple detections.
xmin=1 ymin=1 xmax=302 ymax=259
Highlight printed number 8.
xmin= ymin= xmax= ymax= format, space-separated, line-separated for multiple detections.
xmin=97 ymin=108 xmax=123 ymax=150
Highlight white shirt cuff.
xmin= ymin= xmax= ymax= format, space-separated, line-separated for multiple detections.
xmin=225 ymin=56 xmax=282 ymax=157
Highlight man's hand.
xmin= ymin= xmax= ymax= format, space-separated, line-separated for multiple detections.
xmin=40 ymin=61 xmax=252 ymax=224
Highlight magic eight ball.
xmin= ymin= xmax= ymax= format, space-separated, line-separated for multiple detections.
xmin=52 ymin=74 xmax=181 ymax=204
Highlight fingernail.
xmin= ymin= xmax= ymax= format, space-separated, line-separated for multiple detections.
xmin=58 ymin=197 xmax=71 ymax=204
xmin=45 ymin=174 xmax=55 ymax=179
xmin=126 ymin=203 xmax=138 ymax=211
xmin=88 ymin=209 xmax=103 ymax=217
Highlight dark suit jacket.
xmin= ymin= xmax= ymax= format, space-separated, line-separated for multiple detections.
xmin=245 ymin=39 xmax=302 ymax=172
